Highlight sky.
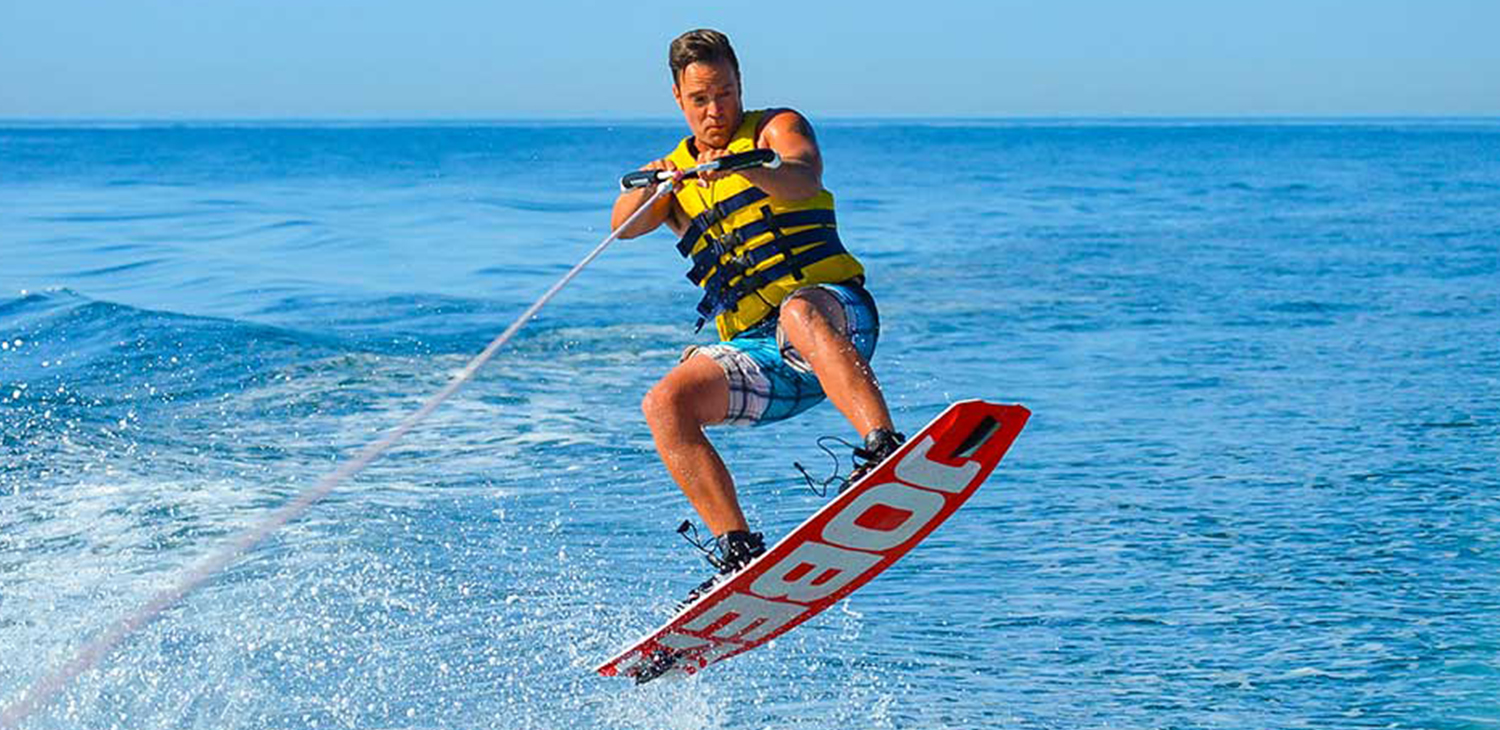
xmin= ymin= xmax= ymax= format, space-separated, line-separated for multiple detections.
xmin=1 ymin=0 xmax=1497 ymax=118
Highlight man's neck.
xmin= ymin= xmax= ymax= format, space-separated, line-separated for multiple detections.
xmin=691 ymin=113 xmax=746 ymax=154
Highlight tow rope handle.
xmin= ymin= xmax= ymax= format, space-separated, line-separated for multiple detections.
xmin=620 ymin=148 xmax=781 ymax=191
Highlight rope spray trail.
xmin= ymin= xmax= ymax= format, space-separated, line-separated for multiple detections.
xmin=0 ymin=180 xmax=676 ymax=728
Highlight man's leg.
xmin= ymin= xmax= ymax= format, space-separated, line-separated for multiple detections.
xmin=777 ymin=289 xmax=894 ymax=437
xmin=641 ymin=353 xmax=748 ymax=536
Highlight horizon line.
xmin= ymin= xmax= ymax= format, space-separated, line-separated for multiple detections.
xmin=4 ymin=113 xmax=1500 ymax=128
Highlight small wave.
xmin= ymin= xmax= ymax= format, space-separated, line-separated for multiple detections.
xmin=1272 ymin=666 xmax=1345 ymax=682
xmin=473 ymin=263 xmax=570 ymax=277
xmin=89 ymin=241 xmax=156 ymax=254
xmin=1027 ymin=184 xmax=1137 ymax=197
xmin=241 ymin=218 xmax=319 ymax=234
xmin=31 ymin=210 xmax=200 ymax=224
xmin=472 ymin=196 xmax=600 ymax=214
xmin=0 ymin=288 xmax=336 ymax=391
xmin=1419 ymin=419 xmax=1480 ymax=429
xmin=1263 ymin=300 xmax=1359 ymax=315
xmin=840 ymin=197 xmax=888 ymax=212
xmin=67 ymin=258 xmax=166 ymax=278
xmin=103 ymin=179 xmax=189 ymax=188
xmin=0 ymin=287 xmax=88 ymax=316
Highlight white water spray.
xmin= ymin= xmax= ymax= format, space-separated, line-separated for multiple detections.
xmin=0 ymin=180 xmax=676 ymax=728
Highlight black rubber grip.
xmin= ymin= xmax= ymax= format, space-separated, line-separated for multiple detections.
xmin=618 ymin=149 xmax=780 ymax=191
xmin=708 ymin=148 xmax=779 ymax=173
xmin=620 ymin=169 xmax=662 ymax=190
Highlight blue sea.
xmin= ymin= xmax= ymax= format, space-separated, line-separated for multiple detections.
xmin=2 ymin=119 xmax=1498 ymax=729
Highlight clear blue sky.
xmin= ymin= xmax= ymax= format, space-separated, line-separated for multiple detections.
xmin=1 ymin=0 xmax=1496 ymax=118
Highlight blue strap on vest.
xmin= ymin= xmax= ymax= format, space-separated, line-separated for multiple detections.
xmin=674 ymin=188 xmax=769 ymax=257
xmin=683 ymin=208 xmax=838 ymax=285
xmin=677 ymin=184 xmax=848 ymax=333
xmin=693 ymin=231 xmax=848 ymax=324
xmin=695 ymin=227 xmax=845 ymax=297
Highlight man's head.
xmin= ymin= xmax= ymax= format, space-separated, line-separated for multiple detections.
xmin=669 ymin=29 xmax=743 ymax=150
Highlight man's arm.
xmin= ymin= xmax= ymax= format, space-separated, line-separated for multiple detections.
xmin=611 ymin=158 xmax=685 ymax=239
xmin=696 ymin=109 xmax=824 ymax=201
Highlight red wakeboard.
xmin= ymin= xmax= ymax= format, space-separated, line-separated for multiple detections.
xmin=596 ymin=399 xmax=1030 ymax=683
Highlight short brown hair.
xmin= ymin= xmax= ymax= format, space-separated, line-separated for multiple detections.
xmin=669 ymin=29 xmax=740 ymax=84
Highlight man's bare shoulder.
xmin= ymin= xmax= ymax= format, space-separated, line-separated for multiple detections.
xmin=756 ymin=108 xmax=818 ymax=146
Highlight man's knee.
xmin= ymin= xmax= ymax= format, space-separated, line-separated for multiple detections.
xmin=642 ymin=356 xmax=728 ymax=428
xmin=641 ymin=380 xmax=682 ymax=427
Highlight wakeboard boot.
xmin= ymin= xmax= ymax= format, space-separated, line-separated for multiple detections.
xmin=676 ymin=529 xmax=766 ymax=612
xmin=844 ymin=427 xmax=907 ymax=490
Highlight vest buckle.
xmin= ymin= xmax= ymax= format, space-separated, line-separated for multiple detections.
xmin=703 ymin=232 xmax=724 ymax=256
xmin=718 ymin=228 xmax=743 ymax=251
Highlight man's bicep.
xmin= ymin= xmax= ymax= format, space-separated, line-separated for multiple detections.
xmin=760 ymin=110 xmax=822 ymax=173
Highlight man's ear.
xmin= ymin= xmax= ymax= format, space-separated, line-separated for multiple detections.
xmin=671 ymin=83 xmax=683 ymax=110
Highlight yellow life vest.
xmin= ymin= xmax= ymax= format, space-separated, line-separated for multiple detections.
xmin=666 ymin=109 xmax=864 ymax=340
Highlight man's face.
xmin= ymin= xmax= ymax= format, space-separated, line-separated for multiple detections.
xmin=672 ymin=60 xmax=743 ymax=150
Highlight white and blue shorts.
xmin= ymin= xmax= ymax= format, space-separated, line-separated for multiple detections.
xmin=684 ymin=281 xmax=880 ymax=427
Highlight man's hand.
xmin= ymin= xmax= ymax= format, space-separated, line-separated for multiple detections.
xmin=692 ymin=110 xmax=823 ymax=200
xmin=694 ymin=147 xmax=735 ymax=186
xmin=611 ymin=157 xmax=683 ymax=236
xmin=646 ymin=157 xmax=684 ymax=184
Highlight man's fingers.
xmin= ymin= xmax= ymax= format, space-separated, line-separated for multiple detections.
xmin=645 ymin=157 xmax=680 ymax=172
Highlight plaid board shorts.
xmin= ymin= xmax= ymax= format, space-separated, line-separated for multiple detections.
xmin=684 ymin=281 xmax=880 ymax=427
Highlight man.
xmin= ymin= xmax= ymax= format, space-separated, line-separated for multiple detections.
xmin=611 ymin=29 xmax=903 ymax=606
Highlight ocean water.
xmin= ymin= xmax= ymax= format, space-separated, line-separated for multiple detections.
xmin=1 ymin=119 xmax=1498 ymax=729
